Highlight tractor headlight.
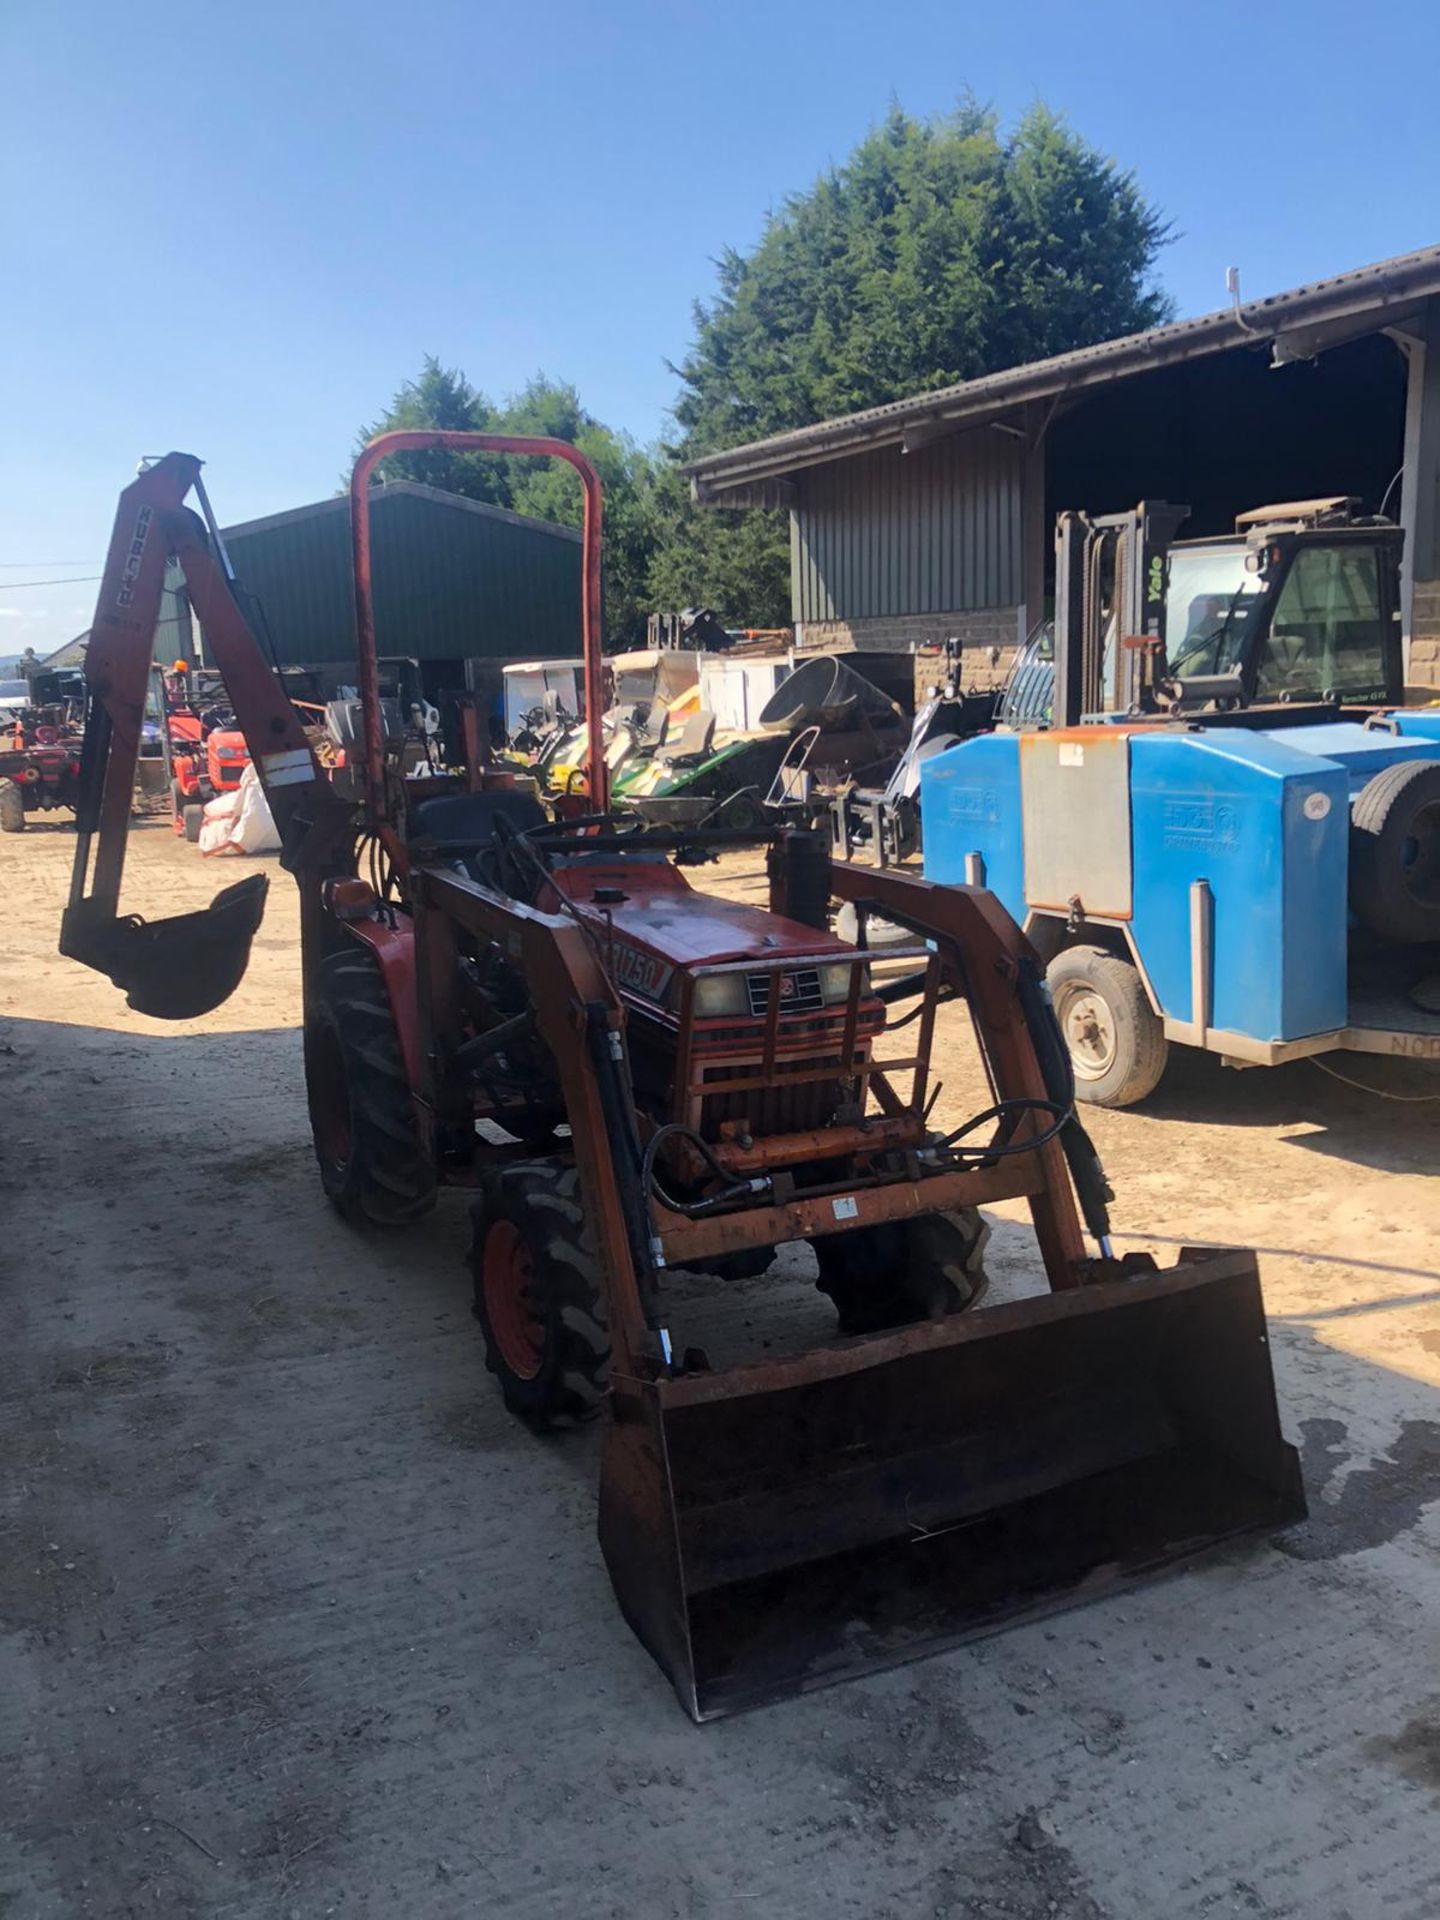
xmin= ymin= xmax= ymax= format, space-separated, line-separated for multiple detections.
xmin=818 ymin=961 xmax=871 ymax=1004
xmin=692 ymin=973 xmax=750 ymax=1018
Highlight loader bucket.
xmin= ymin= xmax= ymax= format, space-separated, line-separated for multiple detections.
xmin=598 ymin=1247 xmax=1303 ymax=1720
xmin=62 ymin=873 xmax=269 ymax=1019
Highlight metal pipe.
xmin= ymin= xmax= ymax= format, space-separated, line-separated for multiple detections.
xmin=348 ymin=431 xmax=608 ymax=826
xmin=191 ymin=473 xmax=239 ymax=586
xmin=1190 ymin=878 xmax=1214 ymax=1046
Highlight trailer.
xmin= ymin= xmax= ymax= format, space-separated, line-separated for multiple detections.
xmin=922 ymin=500 xmax=1440 ymax=1104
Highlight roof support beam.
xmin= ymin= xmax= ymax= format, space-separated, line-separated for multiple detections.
xmin=1271 ymin=304 xmax=1424 ymax=366
xmin=1401 ymin=298 xmax=1440 ymax=677
xmin=688 ymin=476 xmax=793 ymax=510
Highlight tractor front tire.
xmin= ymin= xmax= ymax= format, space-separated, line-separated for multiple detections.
xmin=182 ymin=803 xmax=205 ymax=843
xmin=471 ymin=1159 xmax=610 ymax=1427
xmin=1047 ymin=944 xmax=1168 ymax=1108
xmin=813 ymin=1208 xmax=990 ymax=1336
xmin=304 ymin=944 xmax=436 ymax=1227
xmin=0 ymin=778 xmax=25 ymax=833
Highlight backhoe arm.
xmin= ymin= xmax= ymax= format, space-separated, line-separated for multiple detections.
xmin=61 ymin=452 xmax=347 ymax=1018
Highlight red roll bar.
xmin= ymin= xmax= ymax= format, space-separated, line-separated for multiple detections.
xmin=348 ymin=431 xmax=607 ymax=819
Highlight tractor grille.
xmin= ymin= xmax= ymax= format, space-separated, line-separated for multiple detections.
xmin=700 ymin=1051 xmax=856 ymax=1138
xmin=746 ymin=967 xmax=823 ymax=1016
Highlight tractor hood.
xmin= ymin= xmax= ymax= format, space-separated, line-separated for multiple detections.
xmin=548 ymin=857 xmax=852 ymax=975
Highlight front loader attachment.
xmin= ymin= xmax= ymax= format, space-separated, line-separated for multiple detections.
xmin=599 ymin=1246 xmax=1303 ymax=1720
xmin=60 ymin=873 xmax=268 ymax=1019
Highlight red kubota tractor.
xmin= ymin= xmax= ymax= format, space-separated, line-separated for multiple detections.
xmin=61 ymin=439 xmax=1304 ymax=1720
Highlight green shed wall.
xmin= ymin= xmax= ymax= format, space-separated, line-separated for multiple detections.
xmin=791 ymin=429 xmax=1024 ymax=623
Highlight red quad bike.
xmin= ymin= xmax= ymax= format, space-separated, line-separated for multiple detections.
xmin=60 ymin=437 xmax=1304 ymax=1721
xmin=0 ymin=712 xmax=84 ymax=832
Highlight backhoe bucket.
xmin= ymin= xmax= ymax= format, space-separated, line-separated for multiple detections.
xmin=61 ymin=873 xmax=269 ymax=1019
xmin=599 ymin=1247 xmax=1303 ymax=1720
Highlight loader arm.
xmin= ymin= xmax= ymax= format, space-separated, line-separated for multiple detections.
xmin=61 ymin=452 xmax=350 ymax=1018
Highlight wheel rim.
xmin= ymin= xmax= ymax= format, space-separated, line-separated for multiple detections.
xmin=308 ymin=1022 xmax=352 ymax=1171
xmin=483 ymin=1219 xmax=545 ymax=1380
xmin=1057 ymin=983 xmax=1118 ymax=1080
xmin=1401 ymin=801 xmax=1440 ymax=909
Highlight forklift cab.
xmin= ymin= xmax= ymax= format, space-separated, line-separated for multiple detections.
xmin=1047 ymin=496 xmax=1405 ymax=726
xmin=1165 ymin=505 xmax=1403 ymax=710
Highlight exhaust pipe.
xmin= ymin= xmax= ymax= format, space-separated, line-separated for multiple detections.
xmin=599 ymin=1246 xmax=1303 ymax=1720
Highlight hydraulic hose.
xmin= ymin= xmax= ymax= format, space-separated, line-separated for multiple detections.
xmin=641 ymin=1122 xmax=771 ymax=1220
xmin=1015 ymin=956 xmax=1114 ymax=1245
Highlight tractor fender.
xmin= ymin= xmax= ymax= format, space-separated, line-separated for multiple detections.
xmin=340 ymin=917 xmax=423 ymax=1094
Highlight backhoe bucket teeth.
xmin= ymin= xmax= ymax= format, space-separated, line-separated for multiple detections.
xmin=63 ymin=873 xmax=269 ymax=1019
xmin=598 ymin=1247 xmax=1303 ymax=1721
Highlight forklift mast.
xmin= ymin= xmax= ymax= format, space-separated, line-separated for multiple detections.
xmin=1052 ymin=503 xmax=1190 ymax=725
xmin=1050 ymin=496 xmax=1405 ymax=724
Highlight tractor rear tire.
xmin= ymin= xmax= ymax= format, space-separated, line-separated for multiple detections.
xmin=0 ymin=778 xmax=25 ymax=833
xmin=1350 ymin=758 xmax=1440 ymax=945
xmin=471 ymin=1159 xmax=610 ymax=1427
xmin=1047 ymin=944 xmax=1168 ymax=1108
xmin=813 ymin=1208 xmax=990 ymax=1336
xmin=304 ymin=944 xmax=436 ymax=1227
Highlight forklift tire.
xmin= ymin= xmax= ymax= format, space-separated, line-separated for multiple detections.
xmin=1349 ymin=758 xmax=1440 ymax=945
xmin=1047 ymin=945 xmax=1167 ymax=1109
xmin=812 ymin=1208 xmax=990 ymax=1336
xmin=182 ymin=803 xmax=205 ymax=843
xmin=305 ymin=944 xmax=437 ymax=1227
xmin=471 ymin=1159 xmax=610 ymax=1427
xmin=0 ymin=779 xmax=25 ymax=833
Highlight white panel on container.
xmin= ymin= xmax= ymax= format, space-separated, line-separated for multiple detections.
xmin=1020 ymin=731 xmax=1133 ymax=918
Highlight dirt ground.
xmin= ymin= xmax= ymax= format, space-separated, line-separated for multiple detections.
xmin=3 ymin=818 xmax=1439 ymax=1920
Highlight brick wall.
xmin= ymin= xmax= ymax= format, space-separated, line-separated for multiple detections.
xmin=1410 ymin=581 xmax=1440 ymax=691
xmin=795 ymin=606 xmax=1021 ymax=694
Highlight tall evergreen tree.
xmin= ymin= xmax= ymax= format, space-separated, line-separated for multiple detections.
xmin=357 ymin=103 xmax=1171 ymax=633
xmin=671 ymin=100 xmax=1173 ymax=449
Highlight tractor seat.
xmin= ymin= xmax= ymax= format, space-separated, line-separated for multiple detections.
xmin=408 ymin=789 xmax=546 ymax=857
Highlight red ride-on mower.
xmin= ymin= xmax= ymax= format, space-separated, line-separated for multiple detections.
xmin=60 ymin=438 xmax=1304 ymax=1720
xmin=162 ymin=668 xmax=253 ymax=842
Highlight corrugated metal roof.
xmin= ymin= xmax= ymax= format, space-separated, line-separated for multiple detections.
xmin=44 ymin=578 xmax=194 ymax=671
xmin=222 ymin=481 xmax=582 ymax=668
xmin=689 ymin=242 xmax=1440 ymax=499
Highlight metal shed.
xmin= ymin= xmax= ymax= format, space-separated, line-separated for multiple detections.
xmin=687 ymin=244 xmax=1440 ymax=691
xmin=220 ymin=480 xmax=582 ymax=672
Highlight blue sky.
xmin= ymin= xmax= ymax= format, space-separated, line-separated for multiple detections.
xmin=1 ymin=0 xmax=1434 ymax=660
